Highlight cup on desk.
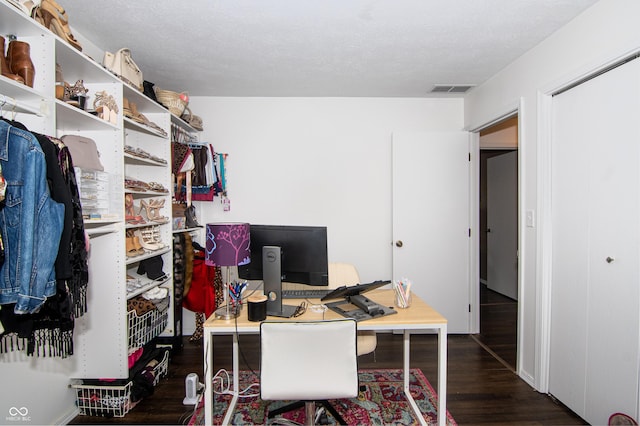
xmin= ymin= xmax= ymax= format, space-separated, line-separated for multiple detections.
xmin=395 ymin=291 xmax=412 ymax=309
xmin=247 ymin=294 xmax=268 ymax=321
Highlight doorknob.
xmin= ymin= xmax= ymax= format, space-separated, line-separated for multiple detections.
xmin=606 ymin=256 xmax=615 ymax=263
xmin=395 ymin=240 xmax=403 ymax=248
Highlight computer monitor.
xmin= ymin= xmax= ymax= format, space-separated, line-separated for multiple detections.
xmin=238 ymin=224 xmax=329 ymax=286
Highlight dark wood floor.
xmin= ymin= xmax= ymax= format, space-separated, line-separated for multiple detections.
xmin=70 ymin=302 xmax=586 ymax=425
xmin=475 ymin=284 xmax=518 ymax=370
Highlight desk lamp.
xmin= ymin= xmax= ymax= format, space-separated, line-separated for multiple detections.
xmin=205 ymin=223 xmax=250 ymax=320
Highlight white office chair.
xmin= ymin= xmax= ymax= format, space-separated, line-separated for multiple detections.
xmin=260 ymin=319 xmax=359 ymax=425
xmin=328 ymin=262 xmax=377 ymax=356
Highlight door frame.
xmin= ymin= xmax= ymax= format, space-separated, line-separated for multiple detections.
xmin=467 ymin=99 xmax=524 ymax=373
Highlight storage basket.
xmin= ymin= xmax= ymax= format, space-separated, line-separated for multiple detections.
xmin=72 ymin=350 xmax=170 ymax=417
xmin=155 ymin=88 xmax=188 ymax=116
xmin=127 ymin=296 xmax=170 ymax=349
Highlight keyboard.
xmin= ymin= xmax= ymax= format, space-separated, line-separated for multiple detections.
xmin=281 ymin=289 xmax=332 ymax=299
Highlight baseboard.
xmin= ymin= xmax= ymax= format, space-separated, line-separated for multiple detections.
xmin=518 ymin=369 xmax=536 ymax=389
xmin=54 ymin=406 xmax=79 ymax=425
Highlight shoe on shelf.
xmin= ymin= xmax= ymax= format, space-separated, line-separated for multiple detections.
xmin=148 ymin=182 xmax=169 ymax=193
xmin=93 ymin=90 xmax=118 ymax=124
xmin=139 ymin=199 xmax=169 ymax=224
xmin=125 ymin=230 xmax=144 ymax=257
xmin=125 ymin=193 xmax=145 ymax=225
xmin=134 ymin=228 xmax=162 ymax=251
xmin=66 ymin=79 xmax=88 ymax=109
xmin=0 ymin=36 xmax=24 ymax=84
xmin=150 ymin=225 xmax=165 ymax=247
xmin=7 ymin=39 xmax=35 ymax=88
xmin=33 ymin=0 xmax=82 ymax=51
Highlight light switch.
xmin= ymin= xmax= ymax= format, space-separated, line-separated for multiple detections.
xmin=526 ymin=210 xmax=535 ymax=228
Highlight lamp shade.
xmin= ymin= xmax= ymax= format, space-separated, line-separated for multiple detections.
xmin=205 ymin=223 xmax=251 ymax=267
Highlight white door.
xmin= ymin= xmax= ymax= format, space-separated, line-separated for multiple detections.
xmin=486 ymin=151 xmax=518 ymax=300
xmin=392 ymin=132 xmax=471 ymax=333
xmin=549 ymin=58 xmax=640 ymax=425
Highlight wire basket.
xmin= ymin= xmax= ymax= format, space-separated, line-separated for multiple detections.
xmin=155 ymin=88 xmax=188 ymax=116
xmin=127 ymin=296 xmax=169 ymax=349
xmin=72 ymin=350 xmax=170 ymax=417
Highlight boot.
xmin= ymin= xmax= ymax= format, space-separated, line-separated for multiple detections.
xmin=0 ymin=36 xmax=24 ymax=84
xmin=7 ymin=40 xmax=35 ymax=88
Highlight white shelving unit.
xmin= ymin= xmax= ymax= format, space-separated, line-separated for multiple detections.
xmin=1 ymin=1 xmax=176 ymax=382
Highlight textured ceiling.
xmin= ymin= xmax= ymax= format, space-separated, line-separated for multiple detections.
xmin=60 ymin=0 xmax=599 ymax=97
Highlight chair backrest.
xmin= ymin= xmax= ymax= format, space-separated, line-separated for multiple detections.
xmin=260 ymin=319 xmax=359 ymax=401
xmin=328 ymin=262 xmax=360 ymax=289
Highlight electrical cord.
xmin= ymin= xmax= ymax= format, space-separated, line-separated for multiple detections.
xmin=234 ymin=307 xmax=261 ymax=380
xmin=212 ymin=368 xmax=260 ymax=398
xmin=179 ymin=391 xmax=203 ymax=425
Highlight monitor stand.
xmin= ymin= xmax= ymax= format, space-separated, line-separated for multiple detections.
xmin=262 ymin=246 xmax=298 ymax=318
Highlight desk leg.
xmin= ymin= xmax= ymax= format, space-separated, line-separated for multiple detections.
xmin=437 ymin=325 xmax=448 ymax=426
xmin=403 ymin=330 xmax=427 ymax=426
xmin=203 ymin=331 xmax=213 ymax=426
xmin=221 ymin=333 xmax=240 ymax=425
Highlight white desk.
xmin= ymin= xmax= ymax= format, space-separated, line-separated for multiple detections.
xmin=202 ymin=289 xmax=448 ymax=426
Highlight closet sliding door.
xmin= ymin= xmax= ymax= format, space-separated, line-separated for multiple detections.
xmin=549 ymin=58 xmax=640 ymax=425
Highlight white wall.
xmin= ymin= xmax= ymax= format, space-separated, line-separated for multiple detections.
xmin=188 ymin=97 xmax=464 ymax=282
xmin=0 ymin=353 xmax=78 ymax=424
xmin=465 ymin=0 xmax=640 ymax=388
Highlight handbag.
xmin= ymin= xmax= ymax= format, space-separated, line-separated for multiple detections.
xmin=143 ymin=80 xmax=158 ymax=103
xmin=60 ymin=134 xmax=104 ymax=171
xmin=102 ymin=48 xmax=143 ymax=91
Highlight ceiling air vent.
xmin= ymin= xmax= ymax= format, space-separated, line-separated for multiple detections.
xmin=430 ymin=84 xmax=475 ymax=94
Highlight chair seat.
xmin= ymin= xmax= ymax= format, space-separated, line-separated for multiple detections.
xmin=357 ymin=330 xmax=377 ymax=356
xmin=329 ymin=263 xmax=378 ymax=356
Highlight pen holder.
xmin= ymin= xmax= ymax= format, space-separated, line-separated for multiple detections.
xmin=395 ymin=291 xmax=412 ymax=309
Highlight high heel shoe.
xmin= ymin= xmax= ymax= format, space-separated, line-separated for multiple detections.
xmin=151 ymin=226 xmax=164 ymax=246
xmin=126 ymin=230 xmax=144 ymax=256
xmin=134 ymin=228 xmax=162 ymax=251
xmin=139 ymin=199 xmax=169 ymax=224
xmin=94 ymin=91 xmax=119 ymax=124
xmin=33 ymin=0 xmax=82 ymax=51
xmin=66 ymin=79 xmax=88 ymax=109
xmin=125 ymin=193 xmax=145 ymax=224
xmin=7 ymin=40 xmax=35 ymax=87
xmin=126 ymin=234 xmax=144 ymax=257
xmin=93 ymin=90 xmax=111 ymax=122
xmin=1 ymin=36 xmax=24 ymax=84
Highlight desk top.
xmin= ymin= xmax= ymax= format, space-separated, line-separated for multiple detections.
xmin=203 ymin=289 xmax=447 ymax=333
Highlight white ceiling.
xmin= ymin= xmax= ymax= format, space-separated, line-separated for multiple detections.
xmin=61 ymin=0 xmax=599 ymax=97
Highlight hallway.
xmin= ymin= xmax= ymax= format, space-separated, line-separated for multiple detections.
xmin=474 ymin=284 xmax=518 ymax=370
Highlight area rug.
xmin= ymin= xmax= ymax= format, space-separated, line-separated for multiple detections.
xmin=189 ymin=368 xmax=456 ymax=425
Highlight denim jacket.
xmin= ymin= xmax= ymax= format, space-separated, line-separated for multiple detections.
xmin=0 ymin=120 xmax=64 ymax=314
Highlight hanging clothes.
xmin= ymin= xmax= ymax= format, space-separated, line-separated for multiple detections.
xmin=0 ymin=119 xmax=64 ymax=314
xmin=0 ymin=119 xmax=88 ymax=358
xmin=172 ymin=141 xmax=225 ymax=203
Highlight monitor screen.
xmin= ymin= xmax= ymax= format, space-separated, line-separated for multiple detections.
xmin=238 ymin=224 xmax=329 ymax=286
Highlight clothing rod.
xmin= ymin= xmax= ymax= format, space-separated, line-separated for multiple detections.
xmin=0 ymin=94 xmax=44 ymax=116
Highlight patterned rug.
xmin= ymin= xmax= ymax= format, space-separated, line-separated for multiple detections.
xmin=189 ymin=368 xmax=457 ymax=425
